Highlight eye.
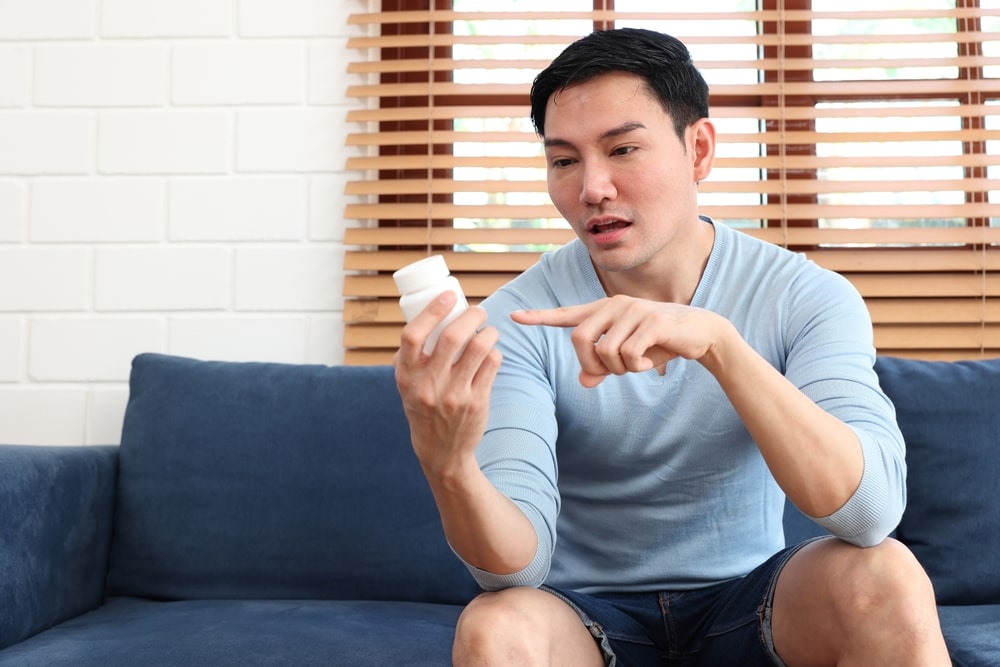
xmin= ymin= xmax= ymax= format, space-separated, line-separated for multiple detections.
xmin=612 ymin=145 xmax=637 ymax=157
xmin=551 ymin=157 xmax=576 ymax=169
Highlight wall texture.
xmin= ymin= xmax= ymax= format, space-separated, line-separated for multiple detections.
xmin=0 ymin=0 xmax=367 ymax=444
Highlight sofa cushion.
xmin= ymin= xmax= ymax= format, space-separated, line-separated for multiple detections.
xmin=0 ymin=596 xmax=462 ymax=667
xmin=938 ymin=605 xmax=1000 ymax=667
xmin=875 ymin=356 xmax=1000 ymax=605
xmin=108 ymin=354 xmax=479 ymax=605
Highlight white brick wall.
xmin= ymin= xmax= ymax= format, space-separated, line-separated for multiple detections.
xmin=35 ymin=44 xmax=167 ymax=107
xmin=0 ymin=0 xmax=368 ymax=444
xmin=0 ymin=113 xmax=93 ymax=174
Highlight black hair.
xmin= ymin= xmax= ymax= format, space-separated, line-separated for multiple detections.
xmin=529 ymin=28 xmax=709 ymax=140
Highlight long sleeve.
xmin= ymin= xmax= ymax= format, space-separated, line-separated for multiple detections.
xmin=461 ymin=223 xmax=906 ymax=594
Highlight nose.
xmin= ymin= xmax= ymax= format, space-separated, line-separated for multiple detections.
xmin=580 ymin=161 xmax=617 ymax=205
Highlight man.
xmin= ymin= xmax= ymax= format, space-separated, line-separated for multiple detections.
xmin=394 ymin=28 xmax=949 ymax=666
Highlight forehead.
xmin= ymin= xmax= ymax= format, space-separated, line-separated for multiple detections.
xmin=543 ymin=72 xmax=667 ymax=138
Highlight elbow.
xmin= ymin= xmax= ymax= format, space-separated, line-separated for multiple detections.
xmin=835 ymin=524 xmax=894 ymax=549
xmin=814 ymin=497 xmax=903 ymax=549
xmin=466 ymin=549 xmax=551 ymax=592
xmin=821 ymin=431 xmax=906 ymax=548
xmin=463 ymin=516 xmax=554 ymax=592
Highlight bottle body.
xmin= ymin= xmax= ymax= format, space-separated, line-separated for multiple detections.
xmin=393 ymin=256 xmax=468 ymax=355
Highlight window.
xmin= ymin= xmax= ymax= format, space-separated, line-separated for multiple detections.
xmin=343 ymin=2 xmax=1000 ymax=363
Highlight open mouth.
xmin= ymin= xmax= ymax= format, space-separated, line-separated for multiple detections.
xmin=590 ymin=220 xmax=629 ymax=233
xmin=587 ymin=216 xmax=630 ymax=233
xmin=586 ymin=217 xmax=632 ymax=243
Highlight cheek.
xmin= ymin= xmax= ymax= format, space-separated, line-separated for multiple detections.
xmin=547 ymin=172 xmax=581 ymax=212
xmin=629 ymin=165 xmax=680 ymax=203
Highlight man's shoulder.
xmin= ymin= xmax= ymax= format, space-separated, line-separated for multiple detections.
xmin=720 ymin=223 xmax=838 ymax=279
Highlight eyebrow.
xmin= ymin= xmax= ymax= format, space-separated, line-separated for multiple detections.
xmin=543 ymin=121 xmax=648 ymax=149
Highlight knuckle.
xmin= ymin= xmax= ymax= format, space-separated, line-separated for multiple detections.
xmin=621 ymin=343 xmax=644 ymax=362
xmin=569 ymin=327 xmax=593 ymax=347
xmin=398 ymin=326 xmax=424 ymax=349
xmin=413 ymin=386 xmax=439 ymax=411
xmin=593 ymin=337 xmax=615 ymax=357
xmin=487 ymin=349 xmax=503 ymax=369
xmin=439 ymin=392 xmax=466 ymax=414
xmin=437 ymin=325 xmax=472 ymax=352
xmin=608 ymin=294 xmax=633 ymax=307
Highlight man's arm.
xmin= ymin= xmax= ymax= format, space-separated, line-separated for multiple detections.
xmin=394 ymin=291 xmax=539 ymax=576
xmin=697 ymin=318 xmax=864 ymax=518
xmin=512 ymin=297 xmax=865 ymax=521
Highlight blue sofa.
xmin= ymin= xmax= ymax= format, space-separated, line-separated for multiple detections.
xmin=1 ymin=353 xmax=997 ymax=666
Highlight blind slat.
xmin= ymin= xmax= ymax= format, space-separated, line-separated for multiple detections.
xmin=346 ymin=297 xmax=1000 ymax=326
xmin=344 ymin=202 xmax=999 ymax=222
xmin=343 ymin=248 xmax=1000 ymax=273
xmin=345 ymin=153 xmax=999 ymax=171
xmin=347 ymin=79 xmax=1000 ymax=99
xmin=344 ymin=273 xmax=1000 ymax=301
xmin=347 ymin=103 xmax=1000 ymax=123
xmin=349 ymin=8 xmax=996 ymax=24
xmin=345 ymin=226 xmax=1000 ymax=249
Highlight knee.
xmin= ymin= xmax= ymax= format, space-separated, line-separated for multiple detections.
xmin=453 ymin=590 xmax=536 ymax=666
xmin=834 ymin=538 xmax=938 ymax=623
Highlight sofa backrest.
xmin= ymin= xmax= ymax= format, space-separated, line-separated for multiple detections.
xmin=112 ymin=353 xmax=999 ymax=608
xmin=784 ymin=355 xmax=1000 ymax=607
xmin=876 ymin=355 xmax=1000 ymax=606
xmin=107 ymin=354 xmax=481 ymax=605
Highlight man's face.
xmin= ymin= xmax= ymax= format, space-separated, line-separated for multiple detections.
xmin=542 ymin=72 xmax=711 ymax=280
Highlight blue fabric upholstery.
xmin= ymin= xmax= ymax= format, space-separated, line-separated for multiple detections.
xmin=875 ymin=356 xmax=1000 ymax=606
xmin=938 ymin=605 xmax=1000 ymax=667
xmin=0 ymin=445 xmax=117 ymax=650
xmin=3 ymin=353 xmax=999 ymax=665
xmin=107 ymin=353 xmax=479 ymax=605
xmin=0 ymin=596 xmax=461 ymax=667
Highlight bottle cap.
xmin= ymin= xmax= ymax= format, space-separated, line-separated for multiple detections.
xmin=392 ymin=255 xmax=450 ymax=295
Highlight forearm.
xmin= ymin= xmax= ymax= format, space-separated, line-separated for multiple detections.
xmin=700 ymin=320 xmax=864 ymax=518
xmin=420 ymin=451 xmax=539 ymax=577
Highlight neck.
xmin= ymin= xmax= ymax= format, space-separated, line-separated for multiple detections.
xmin=595 ymin=218 xmax=715 ymax=304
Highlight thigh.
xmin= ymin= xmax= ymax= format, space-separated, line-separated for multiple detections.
xmin=676 ymin=541 xmax=817 ymax=667
xmin=770 ymin=537 xmax=854 ymax=665
xmin=454 ymin=586 xmax=606 ymax=667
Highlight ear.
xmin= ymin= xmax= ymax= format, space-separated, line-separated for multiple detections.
xmin=689 ymin=118 xmax=716 ymax=183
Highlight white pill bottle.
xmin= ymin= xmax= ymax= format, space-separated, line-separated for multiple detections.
xmin=392 ymin=255 xmax=468 ymax=355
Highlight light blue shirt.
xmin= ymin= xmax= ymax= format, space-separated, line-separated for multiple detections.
xmin=466 ymin=220 xmax=906 ymax=594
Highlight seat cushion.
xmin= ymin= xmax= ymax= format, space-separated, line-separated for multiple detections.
xmin=0 ymin=597 xmax=462 ymax=667
xmin=938 ymin=605 xmax=1000 ymax=667
xmin=875 ymin=356 xmax=1000 ymax=605
xmin=108 ymin=354 xmax=479 ymax=605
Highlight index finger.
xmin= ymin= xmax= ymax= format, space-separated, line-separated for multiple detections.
xmin=510 ymin=302 xmax=601 ymax=328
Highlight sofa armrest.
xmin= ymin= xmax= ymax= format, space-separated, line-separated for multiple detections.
xmin=0 ymin=444 xmax=118 ymax=649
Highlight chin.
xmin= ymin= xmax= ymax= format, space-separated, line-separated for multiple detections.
xmin=590 ymin=253 xmax=644 ymax=276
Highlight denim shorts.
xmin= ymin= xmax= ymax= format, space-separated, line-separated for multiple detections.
xmin=542 ymin=539 xmax=821 ymax=667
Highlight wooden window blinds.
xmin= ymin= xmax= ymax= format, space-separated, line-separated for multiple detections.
xmin=342 ymin=2 xmax=1000 ymax=365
